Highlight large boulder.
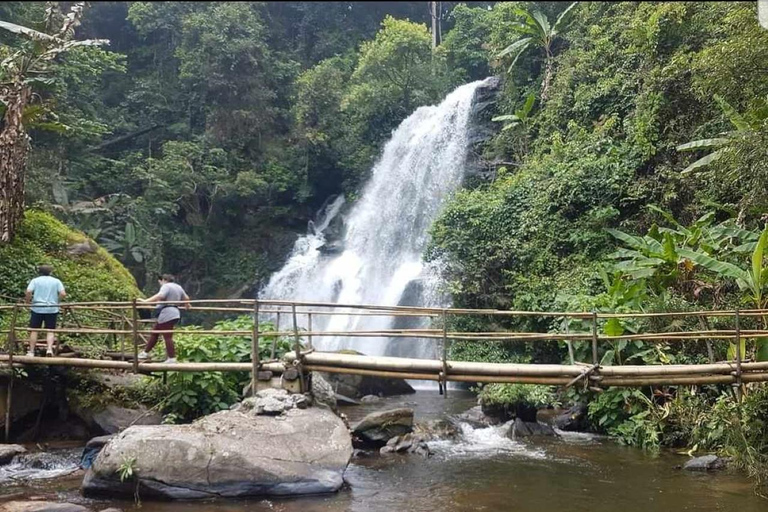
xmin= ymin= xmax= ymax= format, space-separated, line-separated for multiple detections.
xmin=82 ymin=405 xmax=352 ymax=499
xmin=0 ymin=444 xmax=26 ymax=465
xmin=352 ymin=408 xmax=413 ymax=446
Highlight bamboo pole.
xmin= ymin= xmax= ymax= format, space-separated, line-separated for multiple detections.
xmin=442 ymin=310 xmax=448 ymax=398
xmin=735 ymin=308 xmax=743 ymax=401
xmin=251 ymin=300 xmax=260 ymax=395
xmin=4 ymin=306 xmax=18 ymax=442
xmin=271 ymin=313 xmax=280 ymax=360
xmin=591 ymin=311 xmax=598 ymax=365
xmin=307 ymin=313 xmax=313 ymax=350
xmin=292 ymin=304 xmax=305 ymax=392
xmin=131 ymin=300 xmax=138 ymax=373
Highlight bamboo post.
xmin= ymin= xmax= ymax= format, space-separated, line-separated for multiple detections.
xmin=307 ymin=313 xmax=313 ymax=350
xmin=292 ymin=304 xmax=305 ymax=392
xmin=441 ymin=309 xmax=448 ymax=398
xmin=120 ymin=317 xmax=125 ymax=362
xmin=131 ymin=300 xmax=139 ymax=373
xmin=251 ymin=300 xmax=260 ymax=395
xmin=565 ymin=318 xmax=575 ymax=365
xmin=4 ymin=305 xmax=18 ymax=442
xmin=591 ymin=311 xmax=599 ymax=365
xmin=271 ymin=312 xmax=280 ymax=360
xmin=735 ymin=308 xmax=743 ymax=401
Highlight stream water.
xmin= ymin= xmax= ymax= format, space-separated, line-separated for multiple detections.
xmin=2 ymin=391 xmax=765 ymax=512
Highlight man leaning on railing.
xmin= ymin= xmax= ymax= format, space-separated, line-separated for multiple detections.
xmin=24 ymin=264 xmax=67 ymax=357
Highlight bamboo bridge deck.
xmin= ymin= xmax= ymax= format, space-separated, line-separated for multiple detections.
xmin=1 ymin=299 xmax=767 ymax=395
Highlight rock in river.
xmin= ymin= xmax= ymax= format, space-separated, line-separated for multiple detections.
xmin=352 ymin=408 xmax=413 ymax=445
xmin=507 ymin=418 xmax=559 ymax=438
xmin=0 ymin=502 xmax=89 ymax=512
xmin=683 ymin=455 xmax=728 ymax=472
xmin=82 ymin=405 xmax=352 ymax=499
xmin=0 ymin=444 xmax=27 ymax=465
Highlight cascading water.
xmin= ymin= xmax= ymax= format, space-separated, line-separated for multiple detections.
xmin=261 ymin=77 xmax=497 ymax=357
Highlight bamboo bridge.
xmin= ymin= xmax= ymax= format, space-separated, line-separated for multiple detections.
xmin=2 ymin=298 xmax=767 ymax=427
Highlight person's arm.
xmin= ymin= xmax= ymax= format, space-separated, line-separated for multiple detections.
xmin=58 ymin=281 xmax=66 ymax=300
xmin=25 ymin=281 xmax=34 ymax=304
xmin=183 ymin=292 xmax=191 ymax=310
xmin=140 ymin=292 xmax=164 ymax=304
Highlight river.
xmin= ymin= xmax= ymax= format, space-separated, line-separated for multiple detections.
xmin=1 ymin=390 xmax=764 ymax=512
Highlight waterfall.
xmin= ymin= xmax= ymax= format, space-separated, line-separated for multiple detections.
xmin=261 ymin=78 xmax=497 ymax=357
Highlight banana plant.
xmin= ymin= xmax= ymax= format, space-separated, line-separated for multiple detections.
xmin=679 ymin=226 xmax=768 ymax=361
xmin=496 ymin=2 xmax=578 ymax=100
xmin=676 ymin=95 xmax=768 ymax=174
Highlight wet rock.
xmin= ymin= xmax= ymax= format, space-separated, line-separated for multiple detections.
xmin=310 ymin=373 xmax=337 ymax=411
xmin=352 ymin=408 xmax=414 ymax=446
xmin=360 ymin=395 xmax=381 ymax=403
xmin=683 ymin=455 xmax=729 ymax=472
xmin=317 ymin=354 xmax=414 ymax=398
xmin=456 ymin=405 xmax=499 ymax=428
xmin=98 ymin=509 xmax=124 ymax=512
xmin=80 ymin=435 xmax=114 ymax=469
xmin=234 ymin=388 xmax=310 ymax=416
xmin=507 ymin=418 xmax=559 ymax=438
xmin=0 ymin=444 xmax=27 ymax=465
xmin=413 ymin=419 xmax=459 ymax=441
xmin=82 ymin=406 xmax=352 ymax=499
xmin=379 ymin=434 xmax=432 ymax=457
xmin=72 ymin=404 xmax=162 ymax=435
xmin=480 ymin=399 xmax=537 ymax=424
xmin=0 ymin=502 xmax=90 ymax=512
xmin=335 ymin=394 xmax=360 ymax=406
xmin=552 ymin=404 xmax=589 ymax=432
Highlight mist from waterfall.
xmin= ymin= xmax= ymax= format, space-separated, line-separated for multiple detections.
xmin=261 ymin=78 xmax=495 ymax=357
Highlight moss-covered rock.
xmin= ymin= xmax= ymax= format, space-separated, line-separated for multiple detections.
xmin=0 ymin=209 xmax=140 ymax=302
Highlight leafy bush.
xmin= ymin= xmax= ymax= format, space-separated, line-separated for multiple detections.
xmin=478 ymin=383 xmax=559 ymax=409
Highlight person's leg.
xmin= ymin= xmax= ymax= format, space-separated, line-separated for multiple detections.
xmin=28 ymin=312 xmax=42 ymax=356
xmin=144 ymin=330 xmax=160 ymax=353
xmin=161 ymin=319 xmax=178 ymax=360
xmin=44 ymin=314 xmax=57 ymax=355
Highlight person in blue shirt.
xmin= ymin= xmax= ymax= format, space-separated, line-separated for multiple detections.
xmin=25 ymin=264 xmax=66 ymax=357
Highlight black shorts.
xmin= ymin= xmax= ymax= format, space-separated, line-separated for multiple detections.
xmin=30 ymin=312 xmax=58 ymax=329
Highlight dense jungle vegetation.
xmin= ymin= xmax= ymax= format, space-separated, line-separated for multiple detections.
xmin=2 ymin=0 xmax=768 ymax=489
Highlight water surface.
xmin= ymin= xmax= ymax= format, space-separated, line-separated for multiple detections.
xmin=2 ymin=391 xmax=763 ymax=512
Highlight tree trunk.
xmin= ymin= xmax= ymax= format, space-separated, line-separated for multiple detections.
xmin=541 ymin=51 xmax=553 ymax=101
xmin=0 ymin=82 xmax=32 ymax=244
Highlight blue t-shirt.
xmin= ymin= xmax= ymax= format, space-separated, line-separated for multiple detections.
xmin=26 ymin=276 xmax=65 ymax=314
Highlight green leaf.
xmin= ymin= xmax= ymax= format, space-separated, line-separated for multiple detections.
xmin=604 ymin=318 xmax=624 ymax=337
xmin=681 ymin=150 xmax=724 ymax=174
xmin=553 ymin=2 xmax=579 ymax=34
xmin=0 ymin=20 xmax=57 ymax=43
xmin=519 ymin=92 xmax=536 ymax=118
xmin=497 ymin=37 xmax=533 ymax=59
xmin=714 ymin=94 xmax=750 ymax=132
xmin=757 ymin=337 xmax=768 ymax=363
xmin=751 ymin=226 xmax=768 ymax=296
xmin=606 ymin=229 xmax=647 ymax=251
xmin=676 ymin=138 xmax=729 ymax=152
xmin=678 ymin=248 xmax=747 ymax=281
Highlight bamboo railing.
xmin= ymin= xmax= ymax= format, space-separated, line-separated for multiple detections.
xmin=1 ymin=298 xmax=767 ymax=402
